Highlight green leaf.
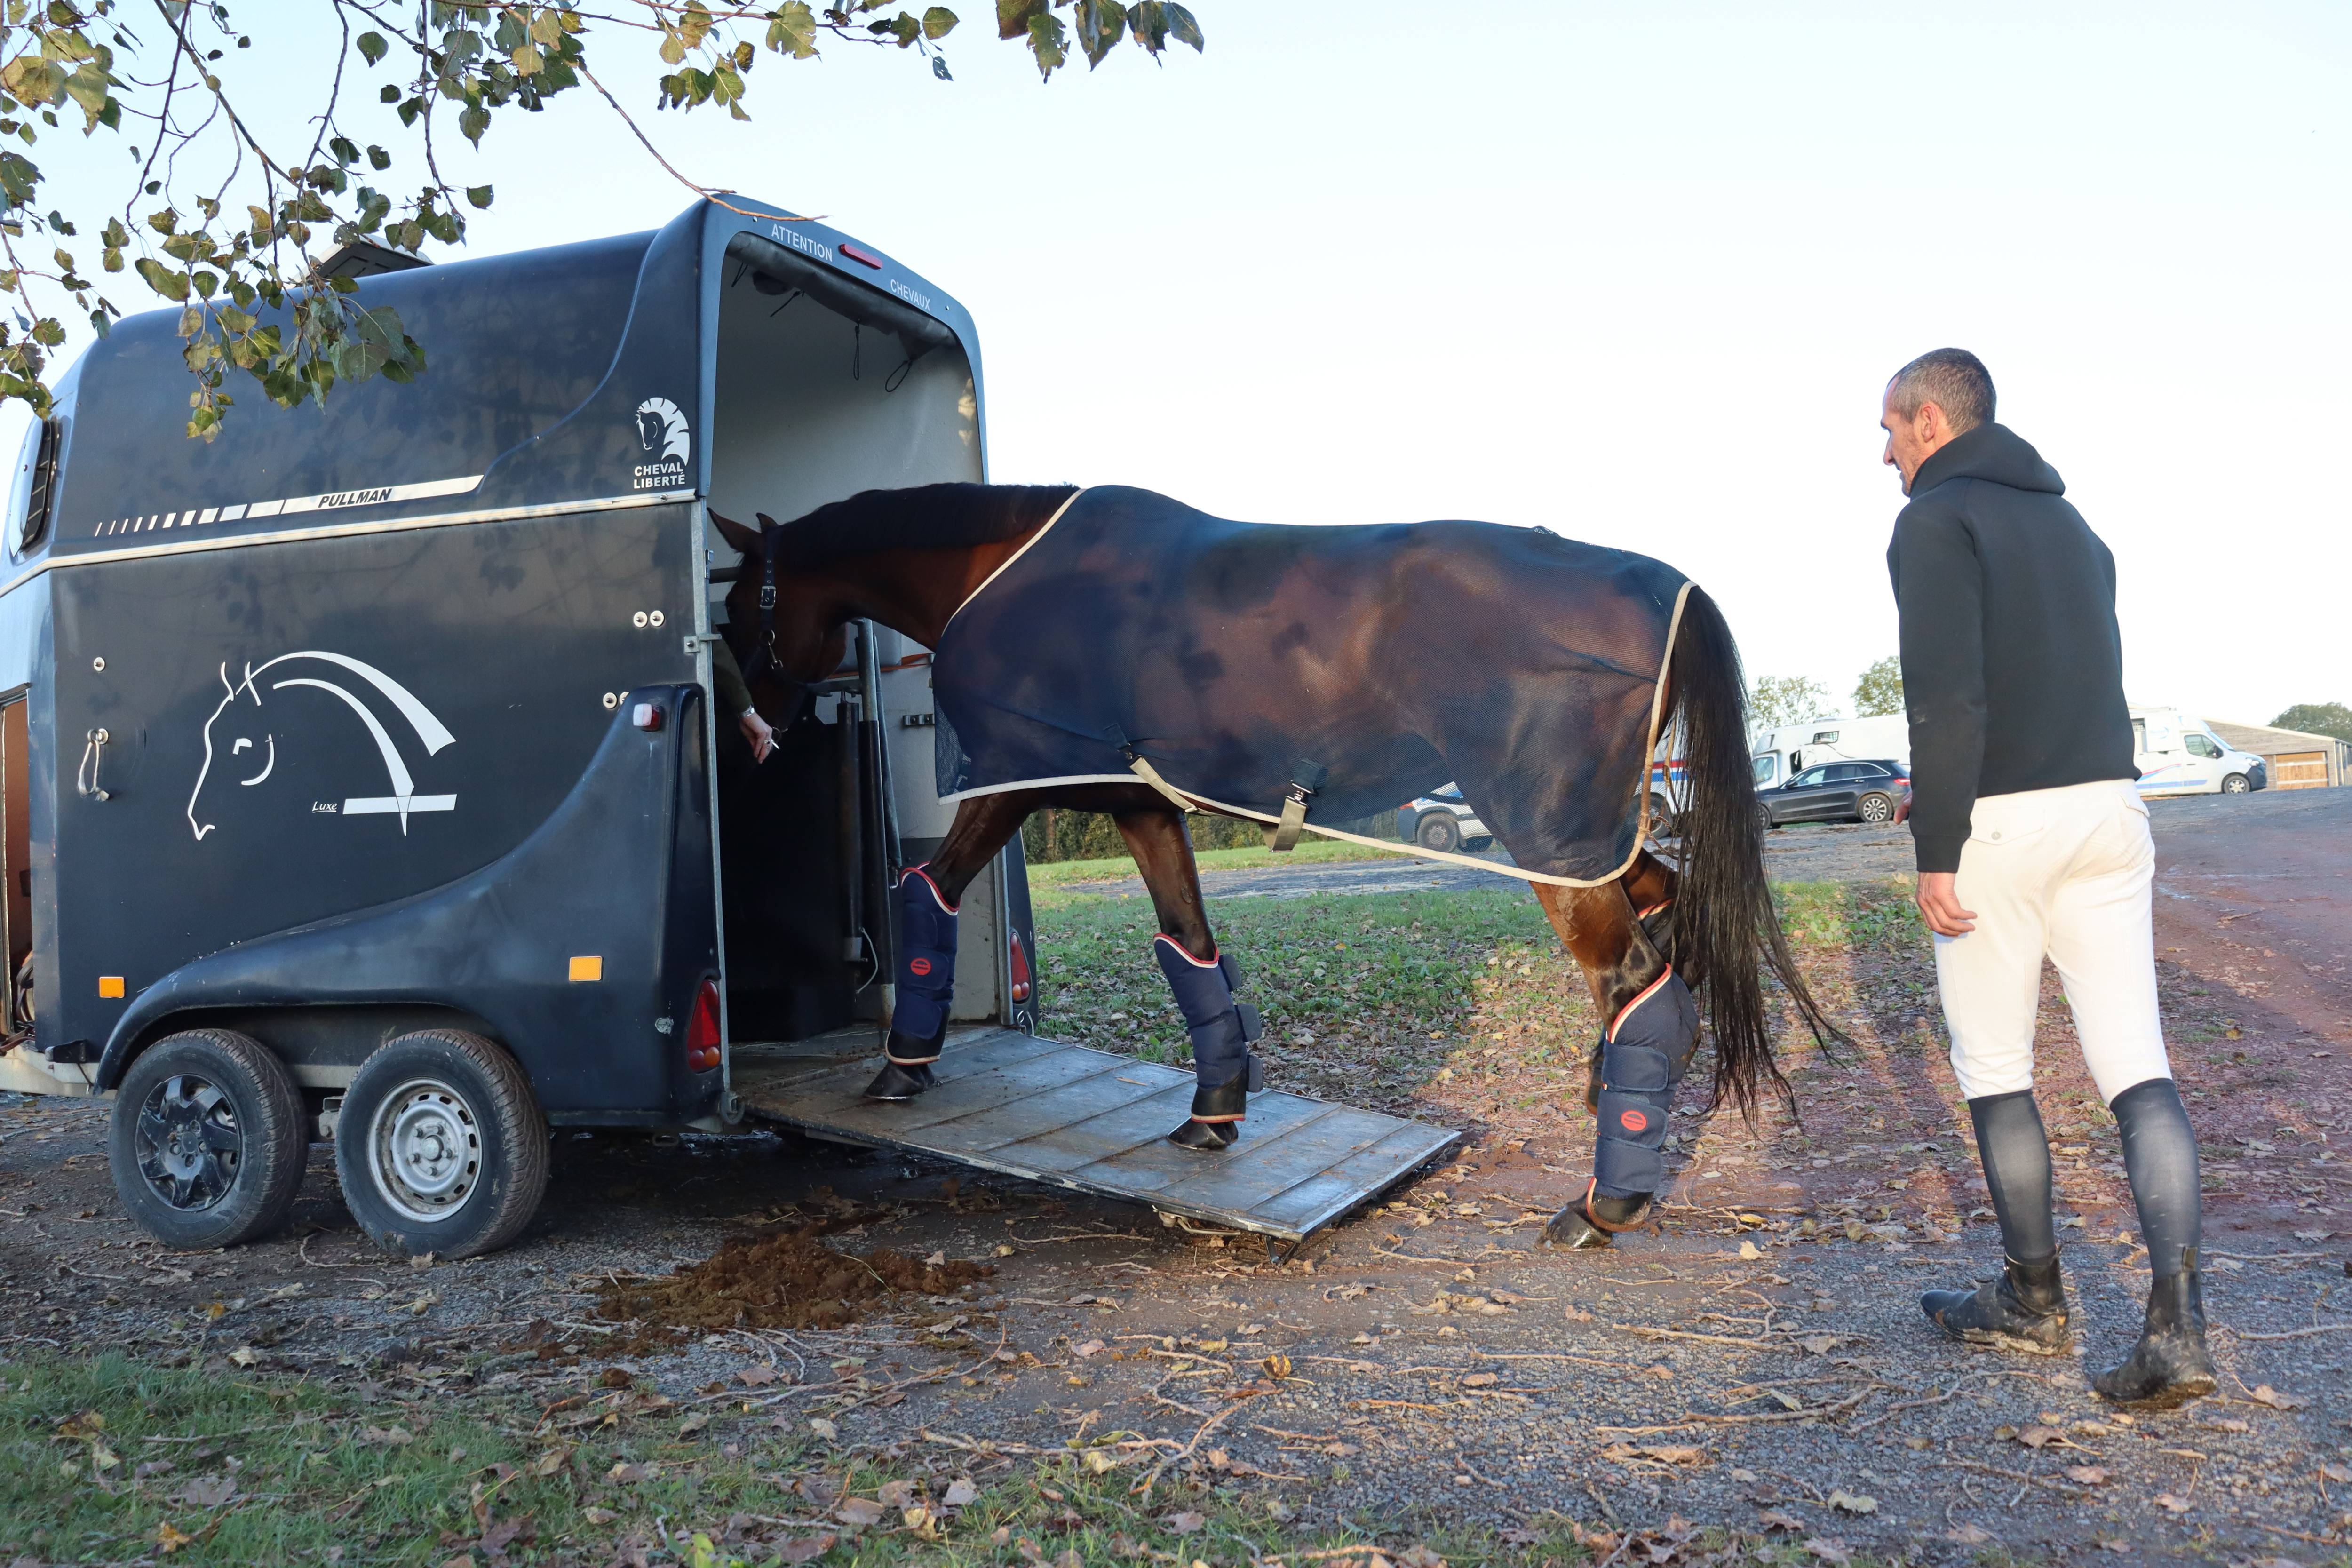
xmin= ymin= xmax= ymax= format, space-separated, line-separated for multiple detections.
xmin=457 ymin=102 xmax=489 ymax=146
xmin=367 ymin=143 xmax=390 ymax=171
xmin=996 ymin=0 xmax=1045 ymax=41
xmin=465 ymin=184 xmax=493 ymax=209
xmin=1074 ymin=0 xmax=1124 ymax=66
xmin=1164 ymin=2 xmax=1203 ymax=50
xmin=87 ymin=305 xmax=107 ymax=337
xmin=922 ymin=5 xmax=957 ymax=39
xmin=357 ymin=29 xmax=388 ymax=65
xmin=380 ymin=82 xmax=399 ymax=104
xmin=0 ymin=150 xmax=35 ymax=206
xmin=1024 ymin=11 xmax=1066 ymax=78
xmin=0 ymin=56 xmax=66 ymax=110
xmin=133 ymin=256 xmax=188 ymax=302
xmin=766 ymin=2 xmax=820 ymax=59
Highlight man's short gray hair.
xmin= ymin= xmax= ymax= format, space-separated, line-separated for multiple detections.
xmin=1887 ymin=348 xmax=1994 ymax=433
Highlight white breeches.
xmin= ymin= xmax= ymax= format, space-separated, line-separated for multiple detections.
xmin=1932 ymin=779 xmax=2174 ymax=1103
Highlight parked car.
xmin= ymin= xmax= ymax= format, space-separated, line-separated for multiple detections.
xmin=1756 ymin=759 xmax=1911 ymax=829
xmin=2130 ymin=706 xmax=2268 ymax=796
xmin=1399 ymin=786 xmax=1494 ymax=853
xmin=1751 ymin=713 xmax=1912 ymax=787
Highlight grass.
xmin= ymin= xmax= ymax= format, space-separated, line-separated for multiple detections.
xmin=0 ymin=1353 xmax=1655 ymax=1567
xmin=1021 ymin=836 xmax=1413 ymax=888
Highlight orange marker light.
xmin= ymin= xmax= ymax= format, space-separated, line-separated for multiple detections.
xmin=97 ymin=975 xmax=125 ymax=999
xmin=568 ymin=955 xmax=604 ymax=983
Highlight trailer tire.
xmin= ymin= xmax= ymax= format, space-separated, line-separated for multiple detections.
xmin=110 ymin=1029 xmax=308 ymax=1250
xmin=337 ymin=1030 xmax=548 ymax=1260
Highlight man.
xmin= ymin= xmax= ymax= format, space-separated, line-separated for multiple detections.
xmin=1882 ymin=349 xmax=2213 ymax=1408
xmin=713 ymin=638 xmax=777 ymax=763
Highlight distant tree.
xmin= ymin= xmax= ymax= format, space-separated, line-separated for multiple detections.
xmin=0 ymin=1 xmax=1205 ymax=436
xmin=1852 ymin=655 xmax=1904 ymax=717
xmin=2273 ymin=702 xmax=2352 ymax=743
xmin=1749 ymin=675 xmax=1833 ymax=735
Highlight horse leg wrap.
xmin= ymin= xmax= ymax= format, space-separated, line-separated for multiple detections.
xmin=1153 ymin=935 xmax=1264 ymax=1121
xmin=887 ymin=866 xmax=958 ymax=1065
xmin=1593 ymin=971 xmax=1699 ymax=1200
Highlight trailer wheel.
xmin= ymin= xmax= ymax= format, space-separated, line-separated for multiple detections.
xmin=336 ymin=1030 xmax=548 ymax=1259
xmin=109 ymin=1029 xmax=308 ymax=1250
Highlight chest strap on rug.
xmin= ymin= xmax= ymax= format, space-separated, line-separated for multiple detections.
xmin=1263 ymin=759 xmax=1328 ymax=852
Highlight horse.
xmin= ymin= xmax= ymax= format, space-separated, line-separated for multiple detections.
xmin=710 ymin=483 xmax=1831 ymax=1248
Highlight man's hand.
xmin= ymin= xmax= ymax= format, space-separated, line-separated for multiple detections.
xmin=739 ymin=708 xmax=775 ymax=764
xmin=1916 ymin=871 xmax=1977 ymax=937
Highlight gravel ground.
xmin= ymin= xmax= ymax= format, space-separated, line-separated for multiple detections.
xmin=2 ymin=788 xmax=2346 ymax=1565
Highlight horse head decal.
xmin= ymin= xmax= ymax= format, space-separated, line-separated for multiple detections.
xmin=188 ymin=651 xmax=458 ymax=842
xmin=634 ymin=396 xmax=690 ymax=464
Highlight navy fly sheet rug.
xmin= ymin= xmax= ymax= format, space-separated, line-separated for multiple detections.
xmin=930 ymin=486 xmax=1691 ymax=887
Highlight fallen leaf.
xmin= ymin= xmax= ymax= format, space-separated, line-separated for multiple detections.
xmin=2320 ymin=1462 xmax=2352 ymax=1484
xmin=1739 ymin=1241 xmax=1763 ymax=1261
xmin=2249 ymin=1385 xmax=2304 ymax=1410
xmin=2016 ymin=1425 xmax=2061 ymax=1449
xmin=1946 ymin=1524 xmax=1994 ymax=1545
xmin=677 ymin=1413 xmax=709 ymax=1437
xmin=875 ymin=1480 xmax=916 ymax=1508
xmin=410 ymin=1251 xmax=437 ymax=1270
xmin=441 ymin=1555 xmax=475 ymax=1568
xmin=530 ymin=1447 xmax=568 ymax=1479
xmin=1395 ymin=1548 xmax=1446 ymax=1568
xmin=154 ymin=1521 xmax=196 ymax=1554
xmin=90 ymin=1442 xmax=121 ymax=1472
xmin=2206 ymin=1417 xmax=2250 ymax=1434
xmin=2153 ymin=1493 xmax=2193 ymax=1514
xmin=1826 ymin=1488 xmax=1876 ymax=1514
xmin=773 ymin=1536 xmax=835 ymax=1565
xmin=1460 ymin=1372 xmax=1499 ymax=1388
xmin=405 ymin=1289 xmax=440 ymax=1316
xmin=1804 ymin=1539 xmax=1852 ymax=1566
xmin=580 ymin=1506 xmax=617 ymax=1525
xmin=1166 ymin=1511 xmax=1206 ymax=1535
xmin=361 ymin=1424 xmax=414 ymax=1448
xmin=55 ymin=1409 xmax=105 ymax=1439
xmin=809 ymin=1417 xmax=839 ymax=1441
xmin=606 ymin=1462 xmax=652 ymax=1484
xmin=1800 ymin=1335 xmax=1839 ymax=1355
xmin=1074 ymin=1339 xmax=1106 ymax=1359
xmin=2065 ymin=1465 xmax=2109 ymax=1486
xmin=943 ymin=1478 xmax=978 ymax=1507
xmin=170 ymin=1475 xmax=235 ymax=1508
xmin=1262 ymin=1353 xmax=1292 ymax=1381
xmin=1758 ymin=1509 xmax=1804 ymax=1531
xmin=227 ymin=1347 xmax=259 ymax=1368
xmin=736 ymin=1365 xmax=779 ymax=1388
xmin=835 ymin=1497 xmax=885 ymax=1527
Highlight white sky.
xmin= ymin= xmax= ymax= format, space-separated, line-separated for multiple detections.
xmin=23 ymin=2 xmax=2351 ymax=724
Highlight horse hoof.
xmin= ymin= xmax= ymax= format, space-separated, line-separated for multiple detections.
xmin=1543 ymin=1202 xmax=1613 ymax=1250
xmin=862 ymin=1060 xmax=935 ymax=1102
xmin=1167 ymin=1118 xmax=1238 ymax=1151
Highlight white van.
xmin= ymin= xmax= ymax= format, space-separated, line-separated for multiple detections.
xmin=2131 ymin=707 xmax=2267 ymax=796
xmin=1749 ymin=714 xmax=1911 ymax=791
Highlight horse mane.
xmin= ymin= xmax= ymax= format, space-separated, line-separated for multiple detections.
xmin=767 ymin=482 xmax=1077 ymax=570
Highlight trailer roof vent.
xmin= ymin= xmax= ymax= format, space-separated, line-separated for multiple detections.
xmin=319 ymin=241 xmax=431 ymax=280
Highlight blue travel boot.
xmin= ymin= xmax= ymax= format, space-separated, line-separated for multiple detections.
xmin=1153 ymin=935 xmax=1263 ymax=1151
xmin=866 ymin=866 xmax=957 ymax=1102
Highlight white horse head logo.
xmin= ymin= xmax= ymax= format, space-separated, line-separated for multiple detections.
xmin=188 ymin=651 xmax=458 ymax=841
xmin=634 ymin=397 xmax=690 ymax=464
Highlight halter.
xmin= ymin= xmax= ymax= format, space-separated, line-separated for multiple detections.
xmin=741 ymin=520 xmax=787 ymax=684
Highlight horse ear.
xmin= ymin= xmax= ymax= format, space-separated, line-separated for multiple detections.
xmin=709 ymin=510 xmax=762 ymax=558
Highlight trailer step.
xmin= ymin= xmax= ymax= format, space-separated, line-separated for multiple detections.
xmin=731 ymin=1026 xmax=1459 ymax=1246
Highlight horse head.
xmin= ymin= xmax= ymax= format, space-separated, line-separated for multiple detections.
xmin=712 ymin=509 xmax=849 ymax=721
xmin=186 ymin=651 xmax=458 ymax=842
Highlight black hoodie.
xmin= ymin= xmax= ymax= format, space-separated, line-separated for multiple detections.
xmin=1885 ymin=423 xmax=2137 ymax=874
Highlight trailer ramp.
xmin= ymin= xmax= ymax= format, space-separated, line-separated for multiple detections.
xmin=731 ymin=1026 xmax=1459 ymax=1248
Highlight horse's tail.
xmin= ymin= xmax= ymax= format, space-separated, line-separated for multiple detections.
xmin=1659 ymin=584 xmax=1838 ymax=1119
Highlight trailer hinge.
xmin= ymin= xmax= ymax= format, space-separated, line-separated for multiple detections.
xmin=683 ymin=633 xmax=721 ymax=656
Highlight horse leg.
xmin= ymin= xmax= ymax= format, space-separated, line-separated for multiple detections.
xmin=1110 ymin=804 xmax=1264 ymax=1152
xmin=1533 ymin=878 xmax=1700 ymax=1250
xmin=1584 ymin=848 xmax=1686 ymax=1113
xmin=863 ymin=790 xmax=1039 ymax=1102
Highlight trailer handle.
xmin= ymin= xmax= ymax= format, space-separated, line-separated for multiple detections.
xmin=75 ymin=728 xmax=111 ymax=803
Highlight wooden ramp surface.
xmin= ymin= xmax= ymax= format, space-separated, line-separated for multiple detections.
xmin=731 ymin=1026 xmax=1459 ymax=1245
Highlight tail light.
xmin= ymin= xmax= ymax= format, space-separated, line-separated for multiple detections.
xmin=1007 ymin=930 xmax=1033 ymax=1004
xmin=684 ymin=976 xmax=722 ymax=1073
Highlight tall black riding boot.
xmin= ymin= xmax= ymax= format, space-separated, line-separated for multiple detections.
xmin=1921 ymin=1252 xmax=2072 ymax=1355
xmin=2094 ymin=1250 xmax=2217 ymax=1409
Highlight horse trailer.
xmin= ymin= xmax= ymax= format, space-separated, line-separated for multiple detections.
xmin=0 ymin=198 xmax=1043 ymax=1257
xmin=0 ymin=198 xmax=1457 ymax=1261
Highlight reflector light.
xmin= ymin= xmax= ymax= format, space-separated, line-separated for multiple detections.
xmin=632 ymin=702 xmax=663 ymax=731
xmin=685 ymin=976 xmax=722 ymax=1072
xmin=1007 ymin=930 xmax=1033 ymax=1004
xmin=839 ymin=241 xmax=884 ymax=269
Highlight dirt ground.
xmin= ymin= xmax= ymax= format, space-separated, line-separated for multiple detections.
xmin=3 ymin=790 xmax=2348 ymax=1565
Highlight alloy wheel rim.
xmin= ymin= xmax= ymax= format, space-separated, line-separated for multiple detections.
xmin=369 ymin=1078 xmax=483 ymax=1223
xmin=134 ymin=1073 xmax=242 ymax=1212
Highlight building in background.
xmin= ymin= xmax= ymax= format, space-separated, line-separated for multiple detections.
xmin=2207 ymin=720 xmax=2351 ymax=789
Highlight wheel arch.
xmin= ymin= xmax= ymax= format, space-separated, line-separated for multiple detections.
xmin=108 ymin=1003 xmax=507 ymax=1093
